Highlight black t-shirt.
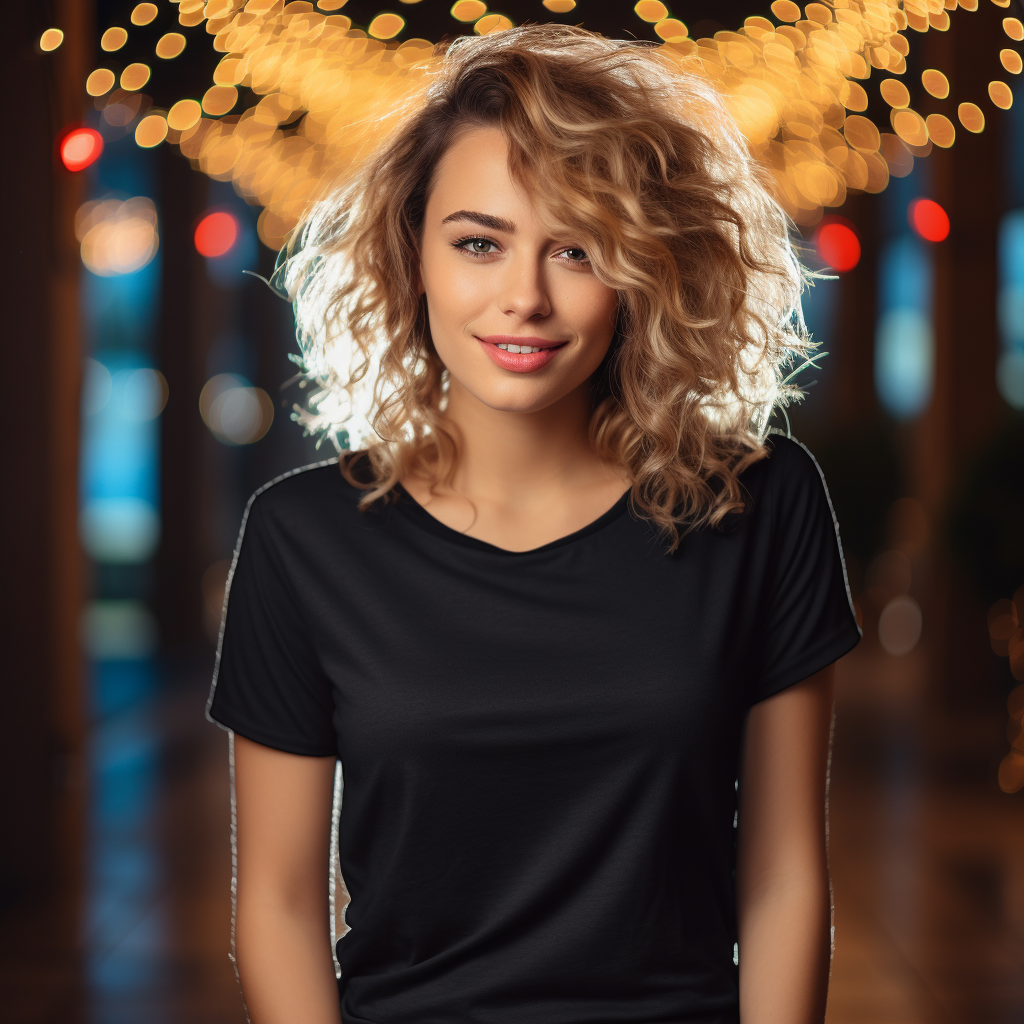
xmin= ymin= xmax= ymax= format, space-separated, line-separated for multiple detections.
xmin=207 ymin=432 xmax=861 ymax=1024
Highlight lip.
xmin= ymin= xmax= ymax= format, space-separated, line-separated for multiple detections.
xmin=476 ymin=335 xmax=568 ymax=373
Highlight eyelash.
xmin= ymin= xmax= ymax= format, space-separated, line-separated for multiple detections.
xmin=451 ymin=235 xmax=591 ymax=265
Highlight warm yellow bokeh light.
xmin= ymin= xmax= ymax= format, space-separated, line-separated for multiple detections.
xmin=634 ymin=1 xmax=668 ymax=23
xmin=86 ymin=69 xmax=116 ymax=97
xmin=130 ymin=3 xmax=159 ymax=26
xmin=39 ymin=28 xmax=64 ymax=51
xmin=101 ymin=27 xmax=128 ymax=51
xmin=368 ymin=13 xmax=405 ymax=39
xmin=1000 ymin=48 xmax=1023 ymax=74
xmin=958 ymin=102 xmax=985 ymax=133
xmin=880 ymin=79 xmax=910 ymax=109
xmin=921 ymin=69 xmax=950 ymax=99
xmin=844 ymin=114 xmax=881 ymax=152
xmin=317 ymin=0 xmax=349 ymax=8
xmin=135 ymin=113 xmax=168 ymax=148
xmin=451 ymin=0 xmax=486 ymax=21
xmin=925 ymin=113 xmax=955 ymax=148
xmin=654 ymin=19 xmax=688 ymax=42
xmin=120 ymin=63 xmax=151 ymax=92
xmin=167 ymin=99 xmax=202 ymax=132
xmin=989 ymin=80 xmax=1014 ymax=108
xmin=991 ymin=0 xmax=1011 ymax=8
xmin=770 ymin=1 xmax=801 ymax=23
xmin=202 ymin=85 xmax=238 ymax=116
xmin=155 ymin=33 xmax=187 ymax=59
xmin=891 ymin=108 xmax=928 ymax=147
xmin=1004 ymin=18 xmax=1024 ymax=41
xmin=475 ymin=14 xmax=513 ymax=34
xmin=542 ymin=0 xmax=576 ymax=11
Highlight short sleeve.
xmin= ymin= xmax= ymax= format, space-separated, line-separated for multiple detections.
xmin=206 ymin=491 xmax=338 ymax=756
xmin=748 ymin=436 xmax=863 ymax=705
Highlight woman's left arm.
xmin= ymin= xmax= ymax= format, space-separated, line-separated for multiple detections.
xmin=736 ymin=662 xmax=836 ymax=1024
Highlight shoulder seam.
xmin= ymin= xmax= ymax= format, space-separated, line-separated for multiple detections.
xmin=205 ymin=457 xmax=340 ymax=728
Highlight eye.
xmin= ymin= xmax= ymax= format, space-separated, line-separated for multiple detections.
xmin=559 ymin=247 xmax=590 ymax=264
xmin=453 ymin=236 xmax=499 ymax=256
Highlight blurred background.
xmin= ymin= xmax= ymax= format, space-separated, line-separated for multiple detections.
xmin=3 ymin=0 xmax=1023 ymax=1021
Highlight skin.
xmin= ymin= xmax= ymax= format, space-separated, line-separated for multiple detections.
xmin=231 ymin=125 xmax=836 ymax=1023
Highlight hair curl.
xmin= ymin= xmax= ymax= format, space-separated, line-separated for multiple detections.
xmin=281 ymin=22 xmax=817 ymax=551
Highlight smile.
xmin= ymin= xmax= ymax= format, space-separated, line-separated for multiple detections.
xmin=477 ymin=335 xmax=568 ymax=373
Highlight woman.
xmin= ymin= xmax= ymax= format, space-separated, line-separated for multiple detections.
xmin=207 ymin=23 xmax=862 ymax=1024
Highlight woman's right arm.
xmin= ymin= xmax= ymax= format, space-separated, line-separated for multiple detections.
xmin=233 ymin=733 xmax=342 ymax=1024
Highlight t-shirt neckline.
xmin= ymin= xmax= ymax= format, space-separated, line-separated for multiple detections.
xmin=392 ymin=484 xmax=633 ymax=556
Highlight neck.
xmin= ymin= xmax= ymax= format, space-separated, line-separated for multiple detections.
xmin=435 ymin=379 xmax=605 ymax=502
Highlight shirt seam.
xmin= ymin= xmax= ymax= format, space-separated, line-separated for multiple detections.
xmin=205 ymin=457 xmax=341 ymax=729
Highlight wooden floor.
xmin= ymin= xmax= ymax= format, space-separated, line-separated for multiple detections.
xmin=1 ymin=643 xmax=1022 ymax=1023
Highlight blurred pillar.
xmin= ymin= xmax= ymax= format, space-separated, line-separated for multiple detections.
xmin=919 ymin=12 xmax=1004 ymax=714
xmin=1 ymin=1 xmax=89 ymax=905
xmin=833 ymin=191 xmax=880 ymax=427
xmin=155 ymin=150 xmax=216 ymax=659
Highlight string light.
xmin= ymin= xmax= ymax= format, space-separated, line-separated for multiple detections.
xmin=42 ymin=1 xmax=1024 ymax=242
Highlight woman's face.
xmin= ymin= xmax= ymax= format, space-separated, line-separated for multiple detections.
xmin=417 ymin=126 xmax=620 ymax=415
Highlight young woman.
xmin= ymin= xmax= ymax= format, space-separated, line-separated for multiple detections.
xmin=207 ymin=24 xmax=862 ymax=1024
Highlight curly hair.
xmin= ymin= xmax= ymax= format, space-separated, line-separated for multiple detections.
xmin=280 ymin=22 xmax=816 ymax=551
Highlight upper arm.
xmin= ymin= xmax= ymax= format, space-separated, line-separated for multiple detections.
xmin=234 ymin=734 xmax=337 ymax=911
xmin=736 ymin=662 xmax=835 ymax=899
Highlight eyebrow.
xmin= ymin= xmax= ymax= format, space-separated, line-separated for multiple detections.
xmin=440 ymin=210 xmax=516 ymax=234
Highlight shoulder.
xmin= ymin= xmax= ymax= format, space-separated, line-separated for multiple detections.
xmin=243 ymin=455 xmax=371 ymax=532
xmin=741 ymin=432 xmax=829 ymax=496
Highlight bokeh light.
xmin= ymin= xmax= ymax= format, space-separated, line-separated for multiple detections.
xmin=958 ymin=102 xmax=985 ymax=133
xmin=990 ymin=80 xmax=1014 ymax=109
xmin=1000 ymin=48 xmax=1023 ymax=75
xmin=909 ymin=198 xmax=950 ymax=242
xmin=921 ymin=68 xmax=950 ymax=99
xmin=368 ymin=13 xmax=405 ymax=39
xmin=101 ymin=27 xmax=129 ymax=52
xmin=155 ymin=32 xmax=187 ymax=59
xmin=120 ymin=63 xmax=151 ymax=92
xmin=451 ymin=1 xmax=486 ymax=21
xmin=60 ymin=128 xmax=104 ymax=172
xmin=634 ymin=1 xmax=669 ymax=23
xmin=878 ymin=595 xmax=923 ymax=656
xmin=135 ymin=114 xmax=168 ymax=148
xmin=542 ymin=0 xmax=576 ymax=11
xmin=1005 ymin=17 xmax=1024 ymax=42
xmin=131 ymin=3 xmax=158 ymax=26
xmin=199 ymin=374 xmax=274 ymax=446
xmin=814 ymin=216 xmax=861 ymax=272
xmin=86 ymin=69 xmax=116 ymax=97
xmin=39 ymin=28 xmax=64 ymax=51
xmin=167 ymin=99 xmax=201 ymax=132
xmin=194 ymin=211 xmax=238 ymax=258
xmin=76 ymin=197 xmax=159 ymax=277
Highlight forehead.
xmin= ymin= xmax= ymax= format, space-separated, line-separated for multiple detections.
xmin=427 ymin=127 xmax=520 ymax=213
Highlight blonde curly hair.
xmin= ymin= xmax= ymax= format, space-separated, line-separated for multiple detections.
xmin=280 ymin=22 xmax=817 ymax=551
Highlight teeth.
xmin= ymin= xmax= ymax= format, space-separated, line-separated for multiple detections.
xmin=496 ymin=344 xmax=543 ymax=354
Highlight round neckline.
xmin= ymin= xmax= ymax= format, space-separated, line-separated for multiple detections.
xmin=392 ymin=484 xmax=633 ymax=556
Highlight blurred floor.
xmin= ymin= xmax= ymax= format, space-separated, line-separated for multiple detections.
xmin=1 ymin=647 xmax=1022 ymax=1023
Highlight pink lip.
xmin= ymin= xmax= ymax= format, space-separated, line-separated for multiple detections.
xmin=476 ymin=335 xmax=568 ymax=373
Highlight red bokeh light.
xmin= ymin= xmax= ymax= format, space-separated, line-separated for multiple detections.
xmin=814 ymin=217 xmax=861 ymax=272
xmin=194 ymin=211 xmax=238 ymax=258
xmin=909 ymin=198 xmax=950 ymax=242
xmin=60 ymin=127 xmax=103 ymax=172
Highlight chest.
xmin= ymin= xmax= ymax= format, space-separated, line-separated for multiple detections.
xmin=294 ymin=519 xmax=766 ymax=766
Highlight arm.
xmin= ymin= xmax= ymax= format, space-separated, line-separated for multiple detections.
xmin=736 ymin=662 xmax=836 ymax=1024
xmin=233 ymin=734 xmax=342 ymax=1024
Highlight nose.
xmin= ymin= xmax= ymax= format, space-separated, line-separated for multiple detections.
xmin=498 ymin=250 xmax=551 ymax=321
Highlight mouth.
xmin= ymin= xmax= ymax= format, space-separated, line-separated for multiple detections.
xmin=476 ymin=335 xmax=568 ymax=373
